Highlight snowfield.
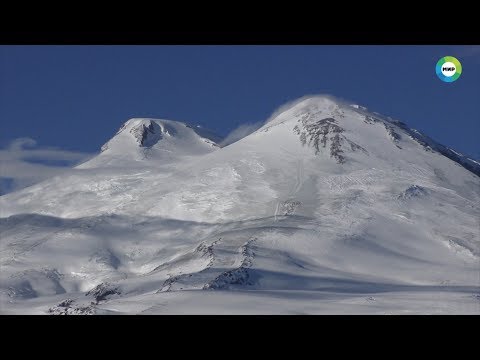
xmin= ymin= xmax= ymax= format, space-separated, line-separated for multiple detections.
xmin=1 ymin=96 xmax=479 ymax=314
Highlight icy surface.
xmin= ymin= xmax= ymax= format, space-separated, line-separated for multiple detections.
xmin=1 ymin=96 xmax=479 ymax=314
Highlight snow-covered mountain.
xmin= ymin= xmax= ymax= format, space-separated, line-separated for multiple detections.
xmin=1 ymin=96 xmax=479 ymax=314
xmin=82 ymin=118 xmax=221 ymax=167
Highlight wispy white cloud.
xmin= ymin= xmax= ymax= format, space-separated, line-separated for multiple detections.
xmin=221 ymin=95 xmax=351 ymax=146
xmin=0 ymin=138 xmax=94 ymax=194
xmin=265 ymin=94 xmax=353 ymax=123
xmin=220 ymin=122 xmax=264 ymax=146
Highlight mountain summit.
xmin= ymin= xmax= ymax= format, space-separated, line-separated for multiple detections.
xmin=1 ymin=96 xmax=479 ymax=314
xmin=80 ymin=118 xmax=221 ymax=168
xmin=255 ymin=95 xmax=480 ymax=175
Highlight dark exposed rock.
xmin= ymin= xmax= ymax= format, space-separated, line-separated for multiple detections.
xmin=409 ymin=132 xmax=435 ymax=152
xmin=204 ymin=238 xmax=256 ymax=290
xmin=294 ymin=117 xmax=342 ymax=152
xmin=383 ymin=123 xmax=402 ymax=149
xmin=159 ymin=275 xmax=179 ymax=293
xmin=130 ymin=121 xmax=162 ymax=147
xmin=364 ymin=115 xmax=380 ymax=124
xmin=157 ymin=239 xmax=221 ymax=292
xmin=346 ymin=139 xmax=368 ymax=154
xmin=281 ymin=200 xmax=301 ymax=215
xmin=205 ymin=268 xmax=253 ymax=289
xmin=85 ymin=282 xmax=120 ymax=303
xmin=48 ymin=299 xmax=96 ymax=315
xmin=294 ymin=117 xmax=365 ymax=163
xmin=58 ymin=298 xmax=74 ymax=307
xmin=398 ymin=185 xmax=428 ymax=200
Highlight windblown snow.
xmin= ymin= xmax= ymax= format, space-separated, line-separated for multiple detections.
xmin=1 ymin=96 xmax=479 ymax=314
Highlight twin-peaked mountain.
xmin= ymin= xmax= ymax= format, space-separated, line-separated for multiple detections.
xmin=1 ymin=96 xmax=478 ymax=314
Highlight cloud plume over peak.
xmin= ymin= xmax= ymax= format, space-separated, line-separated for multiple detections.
xmin=220 ymin=122 xmax=264 ymax=147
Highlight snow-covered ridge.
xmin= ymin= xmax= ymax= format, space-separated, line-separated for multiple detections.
xmin=342 ymin=101 xmax=480 ymax=176
xmin=81 ymin=96 xmax=480 ymax=175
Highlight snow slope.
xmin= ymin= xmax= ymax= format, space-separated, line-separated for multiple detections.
xmin=1 ymin=96 xmax=479 ymax=314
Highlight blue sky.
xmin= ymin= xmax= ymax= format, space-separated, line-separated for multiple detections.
xmin=1 ymin=45 xmax=479 ymax=192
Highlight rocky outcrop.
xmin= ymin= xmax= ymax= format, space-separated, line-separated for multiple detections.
xmin=294 ymin=117 xmax=366 ymax=163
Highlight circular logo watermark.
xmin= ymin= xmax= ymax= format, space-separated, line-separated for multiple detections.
xmin=436 ymin=56 xmax=462 ymax=82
